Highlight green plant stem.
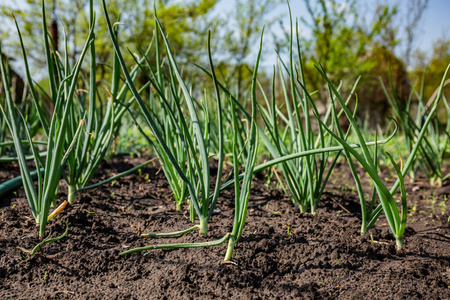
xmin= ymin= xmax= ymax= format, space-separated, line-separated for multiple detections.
xmin=175 ymin=202 xmax=184 ymax=211
xmin=77 ymin=159 xmax=155 ymax=193
xmin=28 ymin=219 xmax=69 ymax=257
xmin=199 ymin=218 xmax=208 ymax=237
xmin=67 ymin=185 xmax=76 ymax=205
xmin=218 ymin=134 xmax=396 ymax=193
xmin=120 ymin=233 xmax=230 ymax=256
xmin=395 ymin=237 xmax=404 ymax=251
xmin=0 ymin=168 xmax=44 ymax=198
xmin=0 ymin=152 xmax=48 ymax=162
xmin=0 ymin=140 xmax=47 ymax=147
xmin=141 ymin=225 xmax=199 ymax=238
xmin=223 ymin=236 xmax=236 ymax=262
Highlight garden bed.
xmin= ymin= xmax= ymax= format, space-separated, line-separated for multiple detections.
xmin=1 ymin=155 xmax=449 ymax=299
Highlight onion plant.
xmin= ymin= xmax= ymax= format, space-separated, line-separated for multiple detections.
xmin=381 ymin=69 xmax=450 ymax=186
xmin=420 ymin=94 xmax=450 ymax=185
xmin=0 ymin=24 xmax=94 ymax=238
xmin=48 ymin=2 xmax=156 ymax=207
xmin=102 ymin=0 xmax=228 ymax=236
xmin=7 ymin=0 xmax=152 ymax=211
xmin=196 ymin=58 xmax=395 ymax=205
xmin=127 ymin=18 xmax=193 ymax=212
xmin=45 ymin=12 xmax=160 ymax=201
xmin=0 ymin=1 xmax=151 ymax=238
xmin=313 ymin=63 xmax=450 ymax=251
xmin=256 ymin=11 xmax=355 ymax=214
xmin=223 ymin=74 xmax=260 ymax=262
xmin=119 ymin=29 xmax=263 ymax=261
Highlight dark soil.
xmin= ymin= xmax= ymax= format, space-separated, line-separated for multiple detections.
xmin=1 ymin=155 xmax=449 ymax=299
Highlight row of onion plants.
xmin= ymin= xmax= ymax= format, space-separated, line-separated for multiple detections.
xmin=313 ymin=62 xmax=450 ymax=251
xmin=0 ymin=0 xmax=153 ymax=245
xmin=101 ymin=1 xmax=400 ymax=260
xmin=381 ymin=68 xmax=450 ymax=186
xmin=1 ymin=0 xmax=447 ymax=260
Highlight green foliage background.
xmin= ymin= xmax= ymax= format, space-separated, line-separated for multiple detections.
xmin=0 ymin=0 xmax=448 ymax=125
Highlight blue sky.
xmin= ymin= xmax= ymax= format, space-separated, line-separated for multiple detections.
xmin=418 ymin=0 xmax=450 ymax=51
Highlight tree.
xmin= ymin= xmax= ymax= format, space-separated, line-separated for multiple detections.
xmin=0 ymin=0 xmax=221 ymax=80
xmin=372 ymin=0 xmax=429 ymax=67
xmin=411 ymin=38 xmax=450 ymax=122
xmin=299 ymin=0 xmax=397 ymax=86
xmin=272 ymin=0 xmax=428 ymax=124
